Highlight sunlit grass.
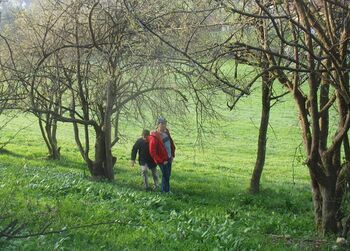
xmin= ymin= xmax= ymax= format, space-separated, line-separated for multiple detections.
xmin=0 ymin=89 xmax=334 ymax=250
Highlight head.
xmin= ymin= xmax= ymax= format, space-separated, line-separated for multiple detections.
xmin=156 ymin=117 xmax=167 ymax=132
xmin=142 ymin=129 xmax=150 ymax=139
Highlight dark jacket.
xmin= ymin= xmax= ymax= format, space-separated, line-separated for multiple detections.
xmin=149 ymin=130 xmax=175 ymax=165
xmin=131 ymin=137 xmax=157 ymax=168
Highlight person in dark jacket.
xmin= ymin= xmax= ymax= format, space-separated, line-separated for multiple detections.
xmin=131 ymin=129 xmax=158 ymax=190
xmin=149 ymin=117 xmax=175 ymax=193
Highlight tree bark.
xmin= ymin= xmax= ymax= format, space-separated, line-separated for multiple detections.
xmin=38 ymin=116 xmax=60 ymax=160
xmin=89 ymin=128 xmax=116 ymax=179
xmin=309 ymin=163 xmax=341 ymax=235
xmin=343 ymin=135 xmax=350 ymax=162
xmin=250 ymin=73 xmax=271 ymax=193
xmin=321 ymin=183 xmax=338 ymax=234
xmin=308 ymin=150 xmax=343 ymax=235
xmin=310 ymin=175 xmax=323 ymax=232
xmin=103 ymin=80 xmax=115 ymax=180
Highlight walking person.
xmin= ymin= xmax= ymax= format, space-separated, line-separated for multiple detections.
xmin=131 ymin=129 xmax=159 ymax=191
xmin=149 ymin=117 xmax=175 ymax=193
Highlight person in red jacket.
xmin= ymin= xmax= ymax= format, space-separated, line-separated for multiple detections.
xmin=149 ymin=117 xmax=175 ymax=193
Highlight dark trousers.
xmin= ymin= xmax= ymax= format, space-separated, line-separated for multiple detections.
xmin=159 ymin=160 xmax=172 ymax=193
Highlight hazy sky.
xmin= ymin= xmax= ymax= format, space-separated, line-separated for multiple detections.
xmin=5 ymin=0 xmax=29 ymax=8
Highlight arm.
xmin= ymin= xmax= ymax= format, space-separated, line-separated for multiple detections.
xmin=131 ymin=139 xmax=140 ymax=164
xmin=171 ymin=138 xmax=175 ymax=158
xmin=167 ymin=130 xmax=176 ymax=158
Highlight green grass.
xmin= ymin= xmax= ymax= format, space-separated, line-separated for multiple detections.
xmin=0 ymin=90 xmax=339 ymax=250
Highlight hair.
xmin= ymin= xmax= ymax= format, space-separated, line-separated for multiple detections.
xmin=156 ymin=116 xmax=167 ymax=125
xmin=142 ymin=129 xmax=150 ymax=137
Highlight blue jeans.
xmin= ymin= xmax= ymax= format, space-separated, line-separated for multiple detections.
xmin=159 ymin=160 xmax=172 ymax=193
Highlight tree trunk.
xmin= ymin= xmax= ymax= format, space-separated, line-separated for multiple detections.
xmin=343 ymin=135 xmax=350 ymax=162
xmin=234 ymin=60 xmax=238 ymax=79
xmin=309 ymin=151 xmax=341 ymax=235
xmin=310 ymin=171 xmax=340 ymax=235
xmin=249 ymin=73 xmax=271 ymax=193
xmin=88 ymin=128 xmax=116 ymax=180
xmin=91 ymin=129 xmax=107 ymax=177
xmin=38 ymin=116 xmax=60 ymax=160
xmin=321 ymin=184 xmax=338 ymax=234
xmin=103 ymin=81 xmax=115 ymax=180
xmin=310 ymin=175 xmax=323 ymax=232
xmin=45 ymin=117 xmax=60 ymax=160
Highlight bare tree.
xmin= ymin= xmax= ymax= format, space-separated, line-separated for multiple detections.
xmin=217 ymin=0 xmax=350 ymax=235
xmin=2 ymin=1 xmax=72 ymax=159
xmin=0 ymin=0 xmax=26 ymax=151
xmin=125 ymin=0 xmax=350 ymax=235
xmin=1 ymin=0 xmax=185 ymax=179
xmin=123 ymin=0 xmax=281 ymax=194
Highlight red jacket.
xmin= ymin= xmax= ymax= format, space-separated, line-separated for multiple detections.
xmin=149 ymin=130 xmax=175 ymax=164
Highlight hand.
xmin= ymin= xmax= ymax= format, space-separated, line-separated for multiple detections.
xmin=131 ymin=160 xmax=135 ymax=167
xmin=163 ymin=161 xmax=168 ymax=165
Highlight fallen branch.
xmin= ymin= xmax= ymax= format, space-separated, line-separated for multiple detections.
xmin=1 ymin=218 xmax=141 ymax=239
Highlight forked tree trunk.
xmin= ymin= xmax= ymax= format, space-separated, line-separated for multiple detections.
xmin=308 ymin=152 xmax=343 ymax=235
xmin=249 ymin=74 xmax=271 ymax=193
xmin=38 ymin=117 xmax=61 ymax=160
xmin=308 ymin=174 xmax=340 ymax=235
xmin=311 ymin=174 xmax=338 ymax=234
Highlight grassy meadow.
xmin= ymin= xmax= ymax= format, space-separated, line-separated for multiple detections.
xmin=0 ymin=87 xmax=340 ymax=250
